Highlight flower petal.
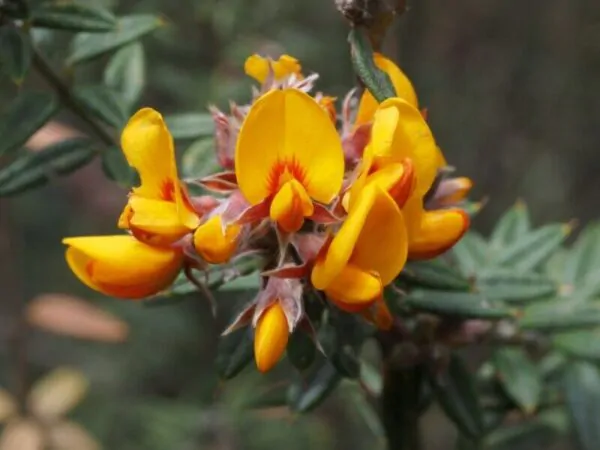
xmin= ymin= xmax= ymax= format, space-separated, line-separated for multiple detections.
xmin=269 ymin=179 xmax=314 ymax=233
xmin=325 ymin=264 xmax=382 ymax=312
xmin=254 ymin=302 xmax=289 ymax=373
xmin=63 ymin=235 xmax=183 ymax=299
xmin=408 ymin=209 xmax=470 ymax=260
xmin=355 ymin=53 xmax=418 ymax=126
xmin=244 ymin=54 xmax=302 ymax=84
xmin=235 ymin=89 xmax=344 ymax=204
xmin=193 ymin=215 xmax=241 ymax=264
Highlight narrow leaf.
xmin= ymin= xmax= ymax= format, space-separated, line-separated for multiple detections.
xmin=101 ymin=145 xmax=135 ymax=188
xmin=493 ymin=348 xmax=542 ymax=414
xmin=402 ymin=290 xmax=515 ymax=319
xmin=164 ymin=113 xmax=215 ymax=140
xmin=553 ymin=330 xmax=600 ymax=362
xmin=287 ymin=330 xmax=316 ymax=371
xmin=181 ymin=138 xmax=219 ymax=179
xmin=0 ymin=26 xmax=32 ymax=84
xmin=490 ymin=201 xmax=531 ymax=251
xmin=103 ymin=42 xmax=145 ymax=109
xmin=73 ymin=85 xmax=128 ymax=128
xmin=452 ymin=231 xmax=489 ymax=277
xmin=495 ymin=223 xmax=572 ymax=272
xmin=428 ymin=353 xmax=485 ymax=440
xmin=215 ymin=327 xmax=254 ymax=379
xmin=0 ymin=91 xmax=59 ymax=158
xmin=287 ymin=362 xmax=341 ymax=413
xmin=31 ymin=2 xmax=117 ymax=32
xmin=563 ymin=224 xmax=600 ymax=285
xmin=518 ymin=299 xmax=600 ymax=331
xmin=68 ymin=14 xmax=163 ymax=65
xmin=563 ymin=361 xmax=600 ymax=450
xmin=400 ymin=259 xmax=471 ymax=292
xmin=476 ymin=268 xmax=557 ymax=303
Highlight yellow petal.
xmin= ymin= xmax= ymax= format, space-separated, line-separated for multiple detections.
xmin=378 ymin=98 xmax=439 ymax=197
xmin=235 ymin=89 xmax=344 ymax=205
xmin=325 ymin=264 xmax=382 ymax=312
xmin=355 ymin=53 xmax=418 ymax=126
xmin=350 ymin=185 xmax=408 ymax=285
xmin=369 ymin=105 xmax=400 ymax=166
xmin=244 ymin=54 xmax=302 ymax=84
xmin=254 ymin=302 xmax=289 ymax=373
xmin=402 ymin=194 xmax=424 ymax=237
xmin=269 ymin=179 xmax=314 ymax=233
xmin=408 ymin=209 xmax=470 ymax=260
xmin=366 ymin=160 xmax=414 ymax=208
xmin=193 ymin=215 xmax=241 ymax=264
xmin=119 ymin=196 xmax=198 ymax=246
xmin=63 ymin=235 xmax=183 ymax=299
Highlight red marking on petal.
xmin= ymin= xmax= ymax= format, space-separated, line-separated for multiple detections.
xmin=266 ymin=158 xmax=307 ymax=194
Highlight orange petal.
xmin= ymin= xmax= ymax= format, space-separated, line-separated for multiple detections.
xmin=355 ymin=53 xmax=418 ymax=126
xmin=254 ymin=302 xmax=289 ymax=373
xmin=193 ymin=215 xmax=241 ymax=264
xmin=366 ymin=160 xmax=414 ymax=208
xmin=408 ymin=209 xmax=470 ymax=260
xmin=235 ymin=89 xmax=344 ymax=205
xmin=244 ymin=54 xmax=302 ymax=84
xmin=63 ymin=236 xmax=183 ymax=299
xmin=325 ymin=264 xmax=382 ymax=312
xmin=269 ymin=179 xmax=314 ymax=233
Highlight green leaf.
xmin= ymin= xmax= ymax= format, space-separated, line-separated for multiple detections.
xmin=428 ymin=353 xmax=485 ymax=440
xmin=490 ymin=201 xmax=531 ymax=251
xmin=242 ymin=383 xmax=289 ymax=409
xmin=400 ymin=259 xmax=471 ymax=292
xmin=348 ymin=28 xmax=395 ymax=102
xmin=216 ymin=327 xmax=254 ymax=380
xmin=476 ymin=268 xmax=557 ymax=303
xmin=68 ymin=14 xmax=164 ymax=65
xmin=402 ymin=290 xmax=515 ymax=319
xmin=0 ymin=91 xmax=59 ymax=158
xmin=553 ymin=330 xmax=600 ymax=362
xmin=73 ymin=85 xmax=128 ymax=128
xmin=31 ymin=2 xmax=117 ymax=33
xmin=287 ymin=330 xmax=316 ymax=371
xmin=101 ymin=145 xmax=135 ymax=187
xmin=495 ymin=223 xmax=572 ymax=272
xmin=518 ymin=299 xmax=600 ymax=331
xmin=103 ymin=42 xmax=145 ymax=109
xmin=360 ymin=360 xmax=383 ymax=396
xmin=0 ymin=26 xmax=32 ymax=84
xmin=287 ymin=362 xmax=341 ymax=413
xmin=564 ymin=361 xmax=600 ymax=450
xmin=563 ymin=224 xmax=600 ymax=285
xmin=0 ymin=138 xmax=97 ymax=196
xmin=164 ymin=113 xmax=215 ymax=140
xmin=452 ymin=231 xmax=489 ymax=277
xmin=493 ymin=348 xmax=542 ymax=414
xmin=181 ymin=138 xmax=219 ymax=179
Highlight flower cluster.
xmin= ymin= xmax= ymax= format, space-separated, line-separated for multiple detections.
xmin=63 ymin=53 xmax=472 ymax=372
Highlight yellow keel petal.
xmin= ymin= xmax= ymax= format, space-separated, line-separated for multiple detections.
xmin=254 ymin=302 xmax=289 ymax=373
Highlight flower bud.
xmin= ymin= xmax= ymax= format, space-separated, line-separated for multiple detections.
xmin=193 ymin=215 xmax=241 ymax=264
xmin=254 ymin=302 xmax=289 ymax=372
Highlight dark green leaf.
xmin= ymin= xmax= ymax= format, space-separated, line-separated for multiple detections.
xmin=402 ymin=290 xmax=515 ymax=319
xmin=564 ymin=361 xmax=600 ymax=450
xmin=428 ymin=353 xmax=485 ymax=439
xmin=242 ymin=383 xmax=289 ymax=409
xmin=287 ymin=361 xmax=341 ymax=412
xmin=400 ymin=259 xmax=471 ymax=292
xmin=0 ymin=91 xmax=58 ymax=158
xmin=216 ymin=327 xmax=254 ymax=379
xmin=181 ymin=138 xmax=219 ymax=179
xmin=344 ymin=383 xmax=385 ymax=441
xmin=452 ymin=231 xmax=489 ymax=277
xmin=68 ymin=14 xmax=164 ymax=64
xmin=101 ymin=145 xmax=135 ymax=187
xmin=495 ymin=224 xmax=572 ymax=272
xmin=73 ymin=85 xmax=128 ymax=128
xmin=476 ymin=268 xmax=557 ymax=303
xmin=490 ymin=201 xmax=531 ymax=251
xmin=518 ymin=300 xmax=600 ymax=331
xmin=493 ymin=348 xmax=542 ymax=414
xmin=287 ymin=330 xmax=316 ymax=371
xmin=0 ymin=26 xmax=32 ymax=84
xmin=553 ymin=330 xmax=600 ymax=362
xmin=348 ymin=28 xmax=395 ymax=102
xmin=0 ymin=138 xmax=97 ymax=196
xmin=539 ymin=352 xmax=567 ymax=379
xmin=164 ymin=113 xmax=215 ymax=140
xmin=360 ymin=360 xmax=382 ymax=396
xmin=31 ymin=2 xmax=117 ymax=32
xmin=103 ymin=42 xmax=145 ymax=109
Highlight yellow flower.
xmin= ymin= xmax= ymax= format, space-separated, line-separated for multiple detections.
xmin=311 ymin=184 xmax=407 ymax=312
xmin=408 ymin=208 xmax=470 ymax=260
xmin=254 ymin=301 xmax=289 ymax=373
xmin=235 ymin=89 xmax=344 ymax=233
xmin=118 ymin=108 xmax=200 ymax=246
xmin=193 ymin=215 xmax=241 ymax=264
xmin=244 ymin=54 xmax=302 ymax=84
xmin=63 ymin=236 xmax=183 ymax=299
xmin=355 ymin=53 xmax=418 ymax=126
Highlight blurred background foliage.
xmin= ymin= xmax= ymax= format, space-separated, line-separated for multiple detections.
xmin=1 ymin=0 xmax=600 ymax=449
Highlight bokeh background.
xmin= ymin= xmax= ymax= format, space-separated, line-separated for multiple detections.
xmin=1 ymin=0 xmax=598 ymax=448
